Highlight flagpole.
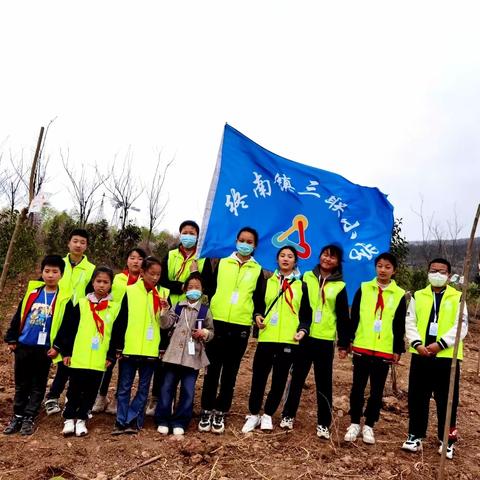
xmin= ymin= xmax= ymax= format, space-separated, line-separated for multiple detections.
xmin=438 ymin=203 xmax=480 ymax=479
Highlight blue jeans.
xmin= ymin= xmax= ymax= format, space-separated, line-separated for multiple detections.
xmin=155 ymin=364 xmax=198 ymax=429
xmin=116 ymin=357 xmax=155 ymax=429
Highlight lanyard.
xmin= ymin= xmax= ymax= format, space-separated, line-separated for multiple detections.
xmin=42 ymin=288 xmax=57 ymax=331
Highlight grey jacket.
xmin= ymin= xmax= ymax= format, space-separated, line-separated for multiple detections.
xmin=160 ymin=300 xmax=214 ymax=370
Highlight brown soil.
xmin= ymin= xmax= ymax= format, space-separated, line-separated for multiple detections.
xmin=1 ymin=276 xmax=479 ymax=480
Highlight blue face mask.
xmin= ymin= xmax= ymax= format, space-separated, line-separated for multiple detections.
xmin=186 ymin=289 xmax=202 ymax=301
xmin=236 ymin=241 xmax=254 ymax=256
xmin=180 ymin=234 xmax=197 ymax=249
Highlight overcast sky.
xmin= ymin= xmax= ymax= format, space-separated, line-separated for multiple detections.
xmin=1 ymin=1 xmax=479 ymax=241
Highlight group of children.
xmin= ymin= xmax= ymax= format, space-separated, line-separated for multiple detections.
xmin=3 ymin=221 xmax=468 ymax=460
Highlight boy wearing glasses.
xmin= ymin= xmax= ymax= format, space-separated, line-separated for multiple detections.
xmin=401 ymin=258 xmax=468 ymax=459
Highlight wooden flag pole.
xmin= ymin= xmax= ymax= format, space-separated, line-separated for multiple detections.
xmin=438 ymin=203 xmax=480 ymax=479
xmin=0 ymin=126 xmax=44 ymax=297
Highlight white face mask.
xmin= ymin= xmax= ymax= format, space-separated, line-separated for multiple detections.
xmin=428 ymin=272 xmax=449 ymax=288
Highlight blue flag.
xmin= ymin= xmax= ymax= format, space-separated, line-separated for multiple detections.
xmin=198 ymin=124 xmax=394 ymax=301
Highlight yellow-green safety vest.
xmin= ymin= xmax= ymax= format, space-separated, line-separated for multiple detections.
xmin=210 ymin=257 xmax=262 ymax=326
xmin=111 ymin=272 xmax=130 ymax=303
xmin=69 ymin=298 xmax=119 ymax=371
xmin=123 ymin=280 xmax=170 ymax=357
xmin=409 ymin=285 xmax=463 ymax=359
xmin=258 ymin=276 xmax=304 ymax=345
xmin=59 ymin=254 xmax=95 ymax=306
xmin=167 ymin=248 xmax=206 ymax=305
xmin=20 ymin=280 xmax=71 ymax=364
xmin=303 ymin=271 xmax=345 ymax=341
xmin=353 ymin=278 xmax=405 ymax=355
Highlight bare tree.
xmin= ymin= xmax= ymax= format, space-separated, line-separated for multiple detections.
xmin=61 ymin=149 xmax=106 ymax=226
xmin=145 ymin=151 xmax=173 ymax=246
xmin=2 ymin=150 xmax=27 ymax=214
xmin=105 ymin=149 xmax=142 ymax=230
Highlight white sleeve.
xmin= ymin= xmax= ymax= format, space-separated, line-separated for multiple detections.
xmin=405 ymin=297 xmax=423 ymax=348
xmin=438 ymin=301 xmax=468 ymax=350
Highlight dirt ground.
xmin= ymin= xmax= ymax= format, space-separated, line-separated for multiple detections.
xmin=1 ymin=276 xmax=479 ymax=480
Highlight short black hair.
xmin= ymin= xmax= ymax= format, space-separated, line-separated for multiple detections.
xmin=179 ymin=220 xmax=200 ymax=235
xmin=142 ymin=256 xmax=162 ymax=272
xmin=375 ymin=252 xmax=398 ymax=270
xmin=236 ymin=226 xmax=259 ymax=247
xmin=69 ymin=228 xmax=89 ymax=243
xmin=92 ymin=266 xmax=114 ymax=285
xmin=183 ymin=272 xmax=204 ymax=292
xmin=41 ymin=255 xmax=65 ymax=274
xmin=428 ymin=257 xmax=451 ymax=274
xmin=276 ymin=246 xmax=298 ymax=263
xmin=319 ymin=244 xmax=343 ymax=273
xmin=126 ymin=247 xmax=147 ymax=259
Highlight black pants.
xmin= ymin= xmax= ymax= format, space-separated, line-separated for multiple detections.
xmin=283 ymin=338 xmax=334 ymax=426
xmin=46 ymin=361 xmax=70 ymax=399
xmin=151 ymin=360 xmax=167 ymax=399
xmin=13 ymin=344 xmax=52 ymax=418
xmin=98 ymin=360 xmax=116 ymax=397
xmin=249 ymin=342 xmax=297 ymax=416
xmin=64 ymin=369 xmax=104 ymax=420
xmin=349 ymin=353 xmax=390 ymax=427
xmin=408 ymin=355 xmax=460 ymax=441
xmin=201 ymin=320 xmax=250 ymax=413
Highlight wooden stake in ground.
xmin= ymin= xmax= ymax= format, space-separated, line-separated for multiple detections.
xmin=438 ymin=203 xmax=480 ymax=480
xmin=0 ymin=126 xmax=44 ymax=297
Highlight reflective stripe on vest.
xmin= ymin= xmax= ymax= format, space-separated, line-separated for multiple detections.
xmin=167 ymin=249 xmax=206 ymax=305
xmin=410 ymin=285 xmax=463 ymax=359
xmin=69 ymin=298 xmax=119 ymax=371
xmin=258 ymin=276 xmax=304 ymax=344
xmin=303 ymin=271 xmax=345 ymax=341
xmin=210 ymin=257 xmax=262 ymax=326
xmin=353 ymin=278 xmax=405 ymax=355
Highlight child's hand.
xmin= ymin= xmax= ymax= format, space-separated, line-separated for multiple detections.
xmin=6 ymin=343 xmax=16 ymax=353
xmin=63 ymin=356 xmax=71 ymax=366
xmin=105 ymin=359 xmax=112 ymax=369
xmin=190 ymin=260 xmax=199 ymax=272
xmin=338 ymin=348 xmax=348 ymax=360
xmin=294 ymin=331 xmax=305 ymax=342
xmin=255 ymin=315 xmax=266 ymax=329
xmin=159 ymin=298 xmax=169 ymax=311
xmin=392 ymin=353 xmax=401 ymax=364
xmin=426 ymin=342 xmax=441 ymax=355
xmin=192 ymin=329 xmax=206 ymax=340
xmin=415 ymin=345 xmax=431 ymax=357
xmin=47 ymin=348 xmax=59 ymax=359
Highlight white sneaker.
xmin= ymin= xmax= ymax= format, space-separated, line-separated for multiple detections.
xmin=75 ymin=419 xmax=88 ymax=437
xmin=260 ymin=414 xmax=273 ymax=431
xmin=402 ymin=434 xmax=423 ymax=452
xmin=242 ymin=414 xmax=261 ymax=433
xmin=157 ymin=425 xmax=169 ymax=435
xmin=362 ymin=425 xmax=375 ymax=444
xmin=316 ymin=425 xmax=330 ymax=440
xmin=280 ymin=416 xmax=294 ymax=430
xmin=92 ymin=395 xmax=107 ymax=413
xmin=105 ymin=397 xmax=117 ymax=415
xmin=62 ymin=419 xmax=75 ymax=436
xmin=438 ymin=441 xmax=454 ymax=460
xmin=173 ymin=427 xmax=184 ymax=436
xmin=145 ymin=397 xmax=157 ymax=417
xmin=344 ymin=423 xmax=361 ymax=442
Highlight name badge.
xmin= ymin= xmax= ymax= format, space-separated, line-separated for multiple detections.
xmin=314 ymin=310 xmax=322 ymax=324
xmin=188 ymin=340 xmax=196 ymax=355
xmin=146 ymin=326 xmax=154 ymax=341
xmin=373 ymin=320 xmax=382 ymax=333
xmin=37 ymin=331 xmax=47 ymax=345
xmin=429 ymin=322 xmax=439 ymax=336
xmin=91 ymin=336 xmax=100 ymax=351
xmin=230 ymin=291 xmax=239 ymax=304
xmin=270 ymin=312 xmax=279 ymax=326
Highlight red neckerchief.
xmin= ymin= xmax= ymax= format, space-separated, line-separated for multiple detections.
xmin=89 ymin=299 xmax=109 ymax=337
xmin=175 ymin=246 xmax=196 ymax=280
xmin=144 ymin=281 xmax=160 ymax=314
xmin=123 ymin=269 xmax=139 ymax=286
xmin=279 ymin=275 xmax=296 ymax=315
xmin=374 ymin=286 xmax=384 ymax=319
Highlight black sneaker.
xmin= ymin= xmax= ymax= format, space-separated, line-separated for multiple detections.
xmin=198 ymin=410 xmax=212 ymax=432
xmin=211 ymin=411 xmax=225 ymax=434
xmin=111 ymin=423 xmax=126 ymax=436
xmin=20 ymin=417 xmax=35 ymax=436
xmin=3 ymin=415 xmax=23 ymax=435
xmin=124 ymin=421 xmax=139 ymax=434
